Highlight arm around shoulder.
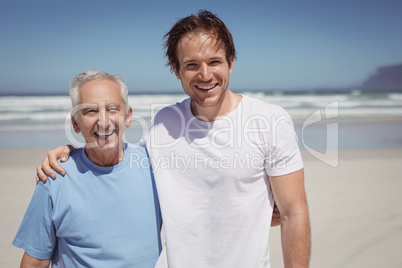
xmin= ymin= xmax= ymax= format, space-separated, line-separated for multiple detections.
xmin=269 ymin=168 xmax=311 ymax=268
xmin=36 ymin=145 xmax=76 ymax=182
xmin=20 ymin=252 xmax=50 ymax=268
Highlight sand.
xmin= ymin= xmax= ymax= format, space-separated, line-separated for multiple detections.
xmin=1 ymin=148 xmax=402 ymax=267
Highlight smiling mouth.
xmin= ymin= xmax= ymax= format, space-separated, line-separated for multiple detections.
xmin=95 ymin=130 xmax=116 ymax=138
xmin=195 ymin=83 xmax=218 ymax=91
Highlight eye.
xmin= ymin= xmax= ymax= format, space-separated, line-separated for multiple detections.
xmin=186 ymin=63 xmax=198 ymax=70
xmin=108 ymin=105 xmax=121 ymax=113
xmin=83 ymin=109 xmax=97 ymax=116
xmin=210 ymin=60 xmax=221 ymax=65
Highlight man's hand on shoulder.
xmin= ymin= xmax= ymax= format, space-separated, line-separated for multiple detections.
xmin=36 ymin=145 xmax=75 ymax=183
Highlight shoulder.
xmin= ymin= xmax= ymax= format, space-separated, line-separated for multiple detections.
xmin=241 ymin=95 xmax=290 ymax=117
xmin=58 ymin=148 xmax=83 ymax=170
xmin=43 ymin=148 xmax=84 ymax=188
xmin=143 ymin=98 xmax=190 ymax=141
xmin=125 ymin=143 xmax=152 ymax=164
xmin=153 ymin=98 xmax=190 ymax=122
xmin=126 ymin=143 xmax=148 ymax=157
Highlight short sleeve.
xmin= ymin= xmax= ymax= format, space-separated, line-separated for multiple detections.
xmin=265 ymin=113 xmax=304 ymax=176
xmin=12 ymin=182 xmax=56 ymax=259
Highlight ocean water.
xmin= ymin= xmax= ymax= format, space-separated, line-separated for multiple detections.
xmin=1 ymin=91 xmax=402 ymax=150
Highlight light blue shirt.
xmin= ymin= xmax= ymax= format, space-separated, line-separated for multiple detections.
xmin=13 ymin=144 xmax=162 ymax=267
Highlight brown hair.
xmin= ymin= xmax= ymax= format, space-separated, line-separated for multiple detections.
xmin=163 ymin=10 xmax=237 ymax=72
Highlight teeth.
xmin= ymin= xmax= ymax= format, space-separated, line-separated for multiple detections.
xmin=96 ymin=130 xmax=115 ymax=137
xmin=198 ymin=84 xmax=216 ymax=90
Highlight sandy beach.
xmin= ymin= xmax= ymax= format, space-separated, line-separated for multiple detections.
xmin=1 ymin=148 xmax=402 ymax=267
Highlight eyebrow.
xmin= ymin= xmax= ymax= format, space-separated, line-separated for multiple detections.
xmin=183 ymin=59 xmax=197 ymax=65
xmin=210 ymin=56 xmax=224 ymax=61
xmin=108 ymin=104 xmax=121 ymax=108
xmin=80 ymin=106 xmax=97 ymax=113
xmin=80 ymin=104 xmax=97 ymax=110
xmin=183 ymin=56 xmax=225 ymax=65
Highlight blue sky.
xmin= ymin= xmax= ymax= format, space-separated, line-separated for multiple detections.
xmin=1 ymin=0 xmax=401 ymax=94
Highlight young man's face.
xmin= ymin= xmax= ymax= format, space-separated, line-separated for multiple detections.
xmin=71 ymin=79 xmax=132 ymax=152
xmin=173 ymin=32 xmax=234 ymax=113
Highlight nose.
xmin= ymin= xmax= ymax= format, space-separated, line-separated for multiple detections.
xmin=198 ymin=63 xmax=213 ymax=81
xmin=98 ymin=108 xmax=109 ymax=129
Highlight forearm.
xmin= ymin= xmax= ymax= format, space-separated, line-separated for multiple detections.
xmin=280 ymin=210 xmax=311 ymax=268
xmin=21 ymin=252 xmax=50 ymax=268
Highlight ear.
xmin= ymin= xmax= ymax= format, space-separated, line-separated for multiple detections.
xmin=228 ymin=56 xmax=235 ymax=74
xmin=125 ymin=106 xmax=133 ymax=128
xmin=172 ymin=64 xmax=181 ymax=80
xmin=71 ymin=115 xmax=81 ymax=134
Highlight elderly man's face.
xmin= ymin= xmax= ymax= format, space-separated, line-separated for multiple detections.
xmin=71 ymin=79 xmax=132 ymax=152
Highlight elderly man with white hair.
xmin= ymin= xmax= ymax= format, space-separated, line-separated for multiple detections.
xmin=13 ymin=71 xmax=162 ymax=268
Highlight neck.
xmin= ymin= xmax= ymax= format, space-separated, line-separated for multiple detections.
xmin=191 ymin=90 xmax=242 ymax=122
xmin=85 ymin=144 xmax=125 ymax=167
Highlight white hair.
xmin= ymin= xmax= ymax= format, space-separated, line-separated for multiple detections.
xmin=69 ymin=70 xmax=129 ymax=115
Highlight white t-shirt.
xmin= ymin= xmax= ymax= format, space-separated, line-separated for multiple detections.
xmin=142 ymin=95 xmax=303 ymax=268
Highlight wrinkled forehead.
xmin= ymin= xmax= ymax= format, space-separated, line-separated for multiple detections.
xmin=77 ymin=79 xmax=125 ymax=106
